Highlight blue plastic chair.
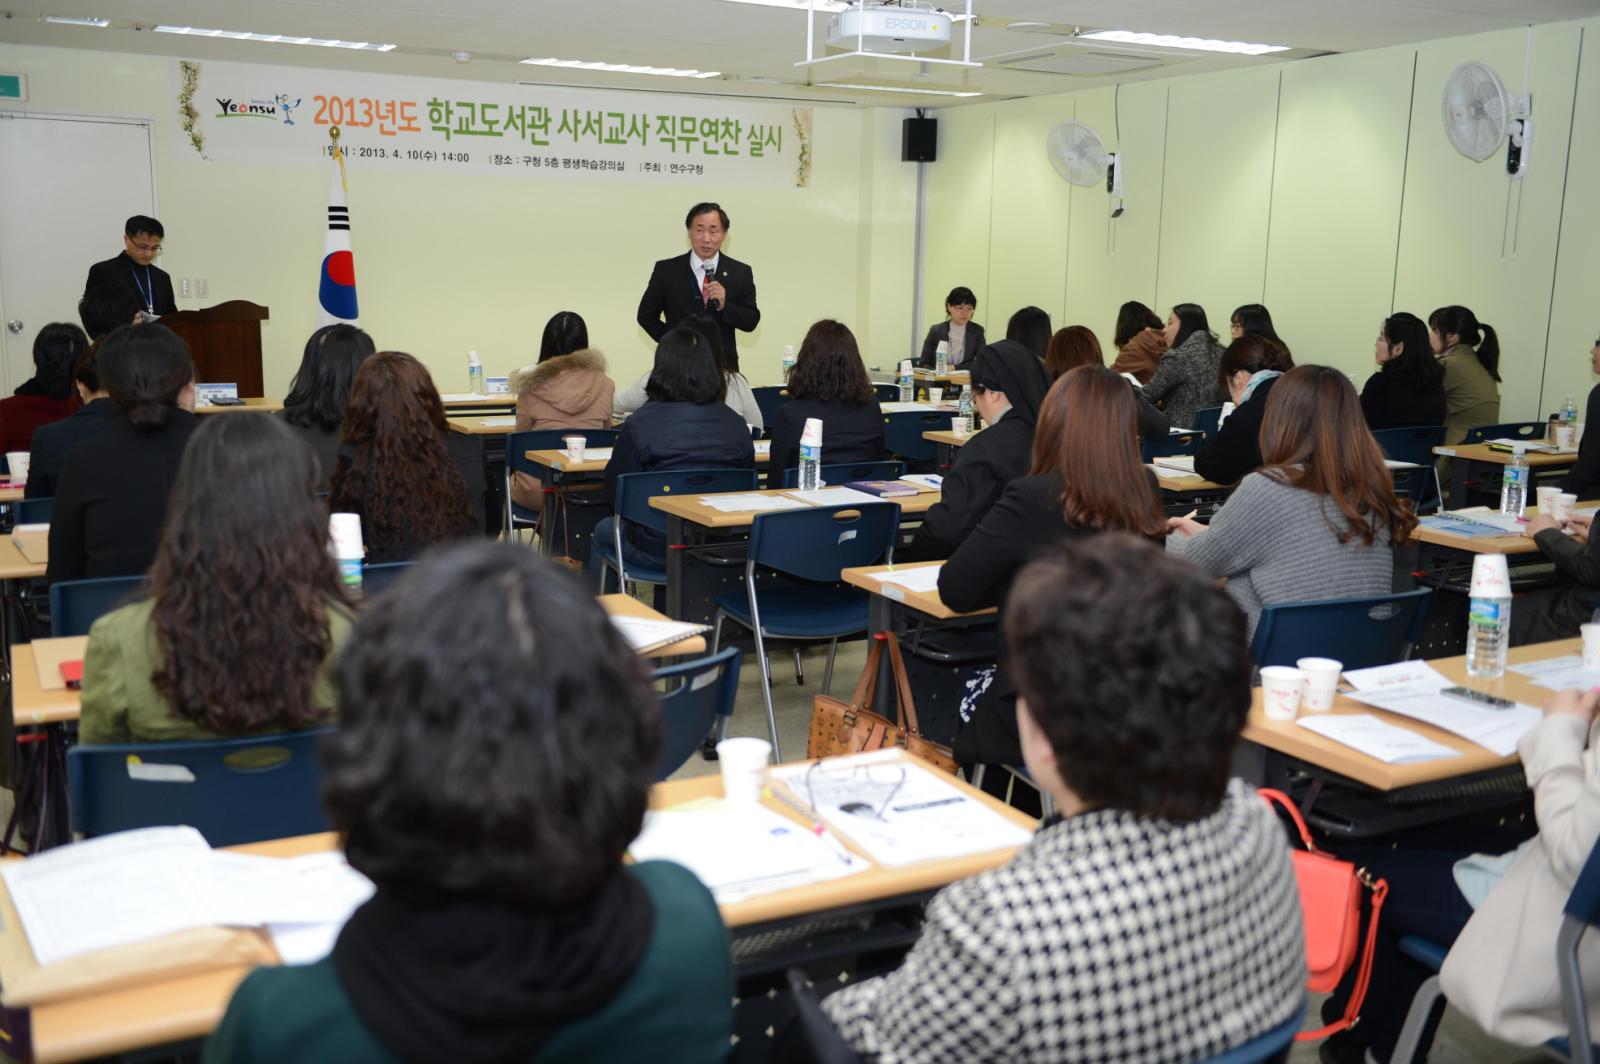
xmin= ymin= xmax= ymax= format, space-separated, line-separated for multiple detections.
xmin=504 ymin=428 xmax=618 ymax=540
xmin=652 ymin=647 xmax=741 ymax=780
xmin=778 ymin=460 xmax=905 ymax=489
xmin=67 ymin=728 xmax=334 ymax=847
xmin=1250 ymin=589 xmax=1431 ymax=670
xmin=873 ymin=383 xmax=902 ymax=403
xmin=786 ymin=967 xmax=865 ymax=1064
xmin=594 ymin=468 xmax=759 ymax=592
xmin=49 ymin=575 xmax=144 ymax=637
xmin=12 ymin=497 xmax=51 ymax=525
xmin=882 ymin=410 xmax=954 ymax=465
xmin=1192 ymin=1002 xmax=1306 ymax=1063
xmin=712 ymin=503 xmax=901 ymax=759
xmin=752 ymin=386 xmax=789 ymax=431
xmin=1462 ymin=420 xmax=1547 ymax=446
xmin=1372 ymin=425 xmax=1447 ymax=513
xmin=1193 ymin=406 xmax=1225 ymax=438
xmin=1142 ymin=431 xmax=1206 ymax=462
xmin=360 ymin=561 xmax=412 ymax=596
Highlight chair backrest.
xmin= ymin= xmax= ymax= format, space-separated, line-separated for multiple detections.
xmin=752 ymin=386 xmax=789 ymax=430
xmin=1250 ymin=589 xmax=1432 ymax=670
xmin=651 ymin=647 xmax=741 ymax=780
xmin=779 ymin=460 xmax=906 ymax=489
xmin=1191 ymin=1003 xmax=1306 ymax=1064
xmin=360 ymin=561 xmax=412 ymax=596
xmin=1389 ymin=467 xmax=1440 ymax=514
xmin=1193 ymin=406 xmax=1225 ymax=437
xmin=1141 ymin=431 xmax=1205 ymax=461
xmin=1559 ymin=836 xmax=1600 ymax=1057
xmin=882 ymin=410 xmax=955 ymax=463
xmin=67 ymin=728 xmax=334 ymax=847
xmin=1371 ymin=425 xmax=1447 ymax=466
xmin=506 ymin=428 xmax=619 ymax=477
xmin=1462 ymin=420 xmax=1546 ymax=446
xmin=614 ymin=468 xmax=759 ymax=536
xmin=873 ymin=383 xmax=902 ymax=403
xmin=13 ymin=497 xmax=52 ymax=525
xmin=748 ymin=503 xmax=900 ymax=583
xmin=785 ymin=967 xmax=865 ymax=1064
xmin=49 ymin=575 xmax=145 ymax=637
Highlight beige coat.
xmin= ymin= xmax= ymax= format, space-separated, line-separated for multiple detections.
xmin=508 ymin=348 xmax=614 ymax=512
xmin=1438 ymin=343 xmax=1501 ymax=445
xmin=1441 ymin=712 xmax=1600 ymax=1046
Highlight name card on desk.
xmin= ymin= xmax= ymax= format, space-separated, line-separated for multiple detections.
xmin=194 ymin=382 xmax=240 ymax=406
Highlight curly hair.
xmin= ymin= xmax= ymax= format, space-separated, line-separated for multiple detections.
xmin=329 ymin=351 xmax=475 ymax=555
xmin=787 ymin=320 xmax=875 ymax=405
xmin=148 ymin=414 xmax=349 ymax=734
xmin=322 ymin=541 xmax=660 ymax=906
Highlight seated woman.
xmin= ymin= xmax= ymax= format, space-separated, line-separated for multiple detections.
xmin=205 ymin=541 xmax=734 ymax=1061
xmin=1145 ymin=303 xmax=1226 ymax=429
xmin=278 ymin=324 xmax=376 ymax=482
xmin=1229 ymin=303 xmax=1294 ymax=364
xmin=765 ymin=319 xmax=885 ymax=489
xmin=79 ymin=414 xmax=352 ymax=744
xmin=1003 ymin=305 xmax=1053 ymax=361
xmin=508 ymin=311 xmax=614 ymax=513
xmin=1044 ymin=325 xmax=1169 ymax=439
xmin=1513 ymin=508 xmax=1600 ymax=644
xmin=25 ymin=342 xmax=115 ymax=500
xmin=328 ymin=351 xmax=485 ymax=564
xmin=1168 ymin=365 xmax=1413 ymax=639
xmin=0 ymin=323 xmax=84 ymax=454
xmin=1193 ymin=334 xmax=1292 ymax=485
xmin=613 ymin=314 xmax=763 ymax=432
xmin=824 ymin=536 xmax=1307 ymax=1062
xmin=597 ymin=327 xmax=755 ymax=576
xmin=906 ymin=339 xmax=1049 ymax=560
xmin=1558 ymin=333 xmax=1600 ymax=498
xmin=1360 ymin=311 xmax=1447 ymax=431
xmin=942 ymin=366 xmax=1167 ymax=767
xmin=918 ymin=286 xmax=984 ymax=368
xmin=48 ymin=324 xmax=198 ymax=583
xmin=1430 ymin=304 xmax=1501 ymax=445
xmin=1109 ymin=300 xmax=1167 ymax=384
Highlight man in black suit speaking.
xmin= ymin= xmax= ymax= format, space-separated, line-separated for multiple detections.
xmin=636 ymin=202 xmax=759 ymax=369
xmin=80 ymin=215 xmax=176 ymax=335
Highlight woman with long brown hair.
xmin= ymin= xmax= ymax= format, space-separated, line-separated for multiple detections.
xmin=764 ymin=319 xmax=885 ymax=488
xmin=328 ymin=351 xmax=486 ymax=564
xmin=79 ymin=414 xmax=352 ymax=743
xmin=1045 ymin=324 xmax=1171 ymax=440
xmin=1169 ymin=364 xmax=1414 ymax=637
xmin=941 ymin=365 xmax=1166 ymax=767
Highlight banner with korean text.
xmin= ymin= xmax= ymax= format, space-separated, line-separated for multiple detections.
xmin=173 ymin=58 xmax=814 ymax=187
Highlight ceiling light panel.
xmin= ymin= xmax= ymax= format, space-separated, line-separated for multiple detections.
xmin=41 ymin=15 xmax=110 ymax=26
xmin=816 ymin=82 xmax=981 ymax=97
xmin=716 ymin=0 xmax=851 ymax=11
xmin=520 ymin=58 xmax=721 ymax=78
xmin=1077 ymin=30 xmax=1290 ymax=56
xmin=153 ymin=26 xmax=397 ymax=51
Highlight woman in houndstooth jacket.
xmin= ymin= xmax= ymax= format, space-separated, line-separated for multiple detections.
xmin=823 ymin=536 xmax=1307 ymax=1063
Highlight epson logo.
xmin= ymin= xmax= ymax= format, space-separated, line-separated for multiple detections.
xmin=884 ymin=16 xmax=929 ymax=31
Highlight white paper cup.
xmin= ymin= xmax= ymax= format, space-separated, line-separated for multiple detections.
xmin=562 ymin=435 xmax=586 ymax=461
xmin=5 ymin=452 xmax=27 ymax=483
xmin=1296 ymin=657 xmax=1343 ymax=712
xmin=1536 ymin=485 xmax=1560 ymax=516
xmin=928 ymin=387 xmax=943 ymax=403
xmin=1469 ymin=554 xmax=1512 ymax=598
xmin=1259 ymin=666 xmax=1303 ymax=721
xmin=1556 ymin=493 xmax=1578 ymax=523
xmin=716 ymin=738 xmax=772 ymax=803
xmin=1584 ymin=624 xmax=1600 ymax=670
xmin=952 ymin=416 xmax=972 ymax=437
xmin=1556 ymin=423 xmax=1578 ymax=449
xmin=328 ymin=512 xmax=365 ymax=588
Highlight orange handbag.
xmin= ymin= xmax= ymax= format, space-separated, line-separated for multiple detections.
xmin=1259 ymin=788 xmax=1389 ymax=1041
xmin=806 ymin=631 xmax=958 ymax=775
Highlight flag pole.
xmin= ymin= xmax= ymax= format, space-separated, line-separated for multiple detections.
xmin=329 ymin=124 xmax=346 ymax=194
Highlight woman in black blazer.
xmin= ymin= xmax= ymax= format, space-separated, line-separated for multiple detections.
xmin=943 ymin=366 xmax=1167 ymax=766
xmin=917 ymin=286 xmax=985 ymax=369
xmin=1194 ymin=334 xmax=1292 ymax=486
xmin=766 ymin=320 xmax=885 ymax=489
xmin=1360 ymin=312 xmax=1447 ymax=432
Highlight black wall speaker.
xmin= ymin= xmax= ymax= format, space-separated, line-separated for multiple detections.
xmin=902 ymin=117 xmax=937 ymax=162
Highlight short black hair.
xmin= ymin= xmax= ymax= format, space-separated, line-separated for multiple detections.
xmin=97 ymin=323 xmax=195 ymax=430
xmin=537 ymin=311 xmax=589 ymax=364
xmin=124 ymin=215 xmax=164 ymax=239
xmin=78 ymin=285 xmax=143 ymax=341
xmin=683 ymin=311 xmax=736 ymax=376
xmin=73 ymin=342 xmax=102 ymax=394
xmin=322 ymin=541 xmax=659 ymax=906
xmin=945 ymin=287 xmax=976 ymax=310
xmin=32 ymin=323 xmax=88 ymax=401
xmin=1170 ymin=303 xmax=1212 ymax=349
xmin=282 ymin=324 xmax=375 ymax=432
xmin=1005 ymin=306 xmax=1053 ymax=359
xmin=1005 ymin=534 xmax=1251 ymax=820
xmin=685 ymin=202 xmax=730 ymax=230
xmin=645 ymin=326 xmax=725 ymax=404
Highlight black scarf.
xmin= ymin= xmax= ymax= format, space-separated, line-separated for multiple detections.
xmin=968 ymin=340 xmax=1051 ymax=425
xmin=332 ymin=871 xmax=653 ymax=1063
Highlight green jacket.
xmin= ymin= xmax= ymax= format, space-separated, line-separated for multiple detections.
xmin=77 ymin=598 xmax=352 ymax=745
xmin=1439 ymin=344 xmax=1501 ymax=445
xmin=202 ymin=861 xmax=733 ymax=1063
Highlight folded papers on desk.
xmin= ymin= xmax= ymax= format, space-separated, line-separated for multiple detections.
xmin=1509 ymin=655 xmax=1600 ymax=691
xmin=698 ymin=493 xmax=811 ymax=513
xmin=1342 ymin=661 xmax=1539 ymax=757
xmin=870 ymin=565 xmax=943 ymax=594
xmin=1296 ymin=714 xmax=1461 ymax=764
xmin=1419 ymin=509 xmax=1526 ymax=537
xmin=608 ymin=615 xmax=711 ymax=655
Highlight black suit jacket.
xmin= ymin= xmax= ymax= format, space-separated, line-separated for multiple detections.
xmin=918 ymin=321 xmax=986 ymax=369
xmin=636 ymin=253 xmax=759 ymax=365
xmin=1194 ymin=376 xmax=1277 ymax=486
xmin=25 ymin=397 xmax=117 ymax=500
xmin=1560 ymin=382 xmax=1600 ymax=497
xmin=906 ymin=410 xmax=1034 ymax=561
xmin=82 ymin=251 xmax=177 ymax=319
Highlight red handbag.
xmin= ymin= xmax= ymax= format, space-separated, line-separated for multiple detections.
xmin=1259 ymin=788 xmax=1389 ymax=1041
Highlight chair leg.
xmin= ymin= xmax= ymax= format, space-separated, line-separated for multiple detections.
xmin=969 ymin=764 xmax=986 ymax=790
xmin=821 ymin=638 xmax=838 ymax=694
xmin=1387 ymin=974 xmax=1445 ymax=1064
xmin=710 ymin=611 xmax=733 ymax=745
xmin=793 ymin=647 xmax=804 ymax=686
xmin=747 ymin=606 xmax=782 ymax=762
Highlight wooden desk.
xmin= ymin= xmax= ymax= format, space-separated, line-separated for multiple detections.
xmin=439 ymin=394 xmax=516 ymax=411
xmin=193 ymin=398 xmax=282 ymax=415
xmin=1433 ymin=442 xmax=1577 ymax=508
xmin=526 ymin=442 xmax=772 ymax=474
xmin=1154 ymin=471 xmax=1230 ymax=493
xmin=923 ymin=428 xmax=974 ymax=472
xmin=598 ymin=593 xmax=707 ymax=658
xmin=1412 ymin=519 xmax=1540 ymax=557
xmin=910 ymin=368 xmax=970 ymax=384
xmin=0 ymin=534 xmax=45 ymax=580
xmin=14 ymin=754 xmax=1032 ymax=1063
xmin=0 ymin=486 xmax=23 ymax=504
xmin=446 ymin=415 xmax=518 ymax=436
xmin=840 ymin=562 xmax=993 ymax=622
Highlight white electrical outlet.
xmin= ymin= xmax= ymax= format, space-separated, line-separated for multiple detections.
xmin=179 ymin=278 xmax=191 ymax=298
xmin=197 ymin=278 xmax=208 ymax=298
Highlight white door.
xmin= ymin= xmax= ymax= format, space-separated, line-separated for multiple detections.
xmin=0 ymin=112 xmax=156 ymax=392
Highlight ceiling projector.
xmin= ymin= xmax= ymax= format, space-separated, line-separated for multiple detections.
xmin=826 ymin=4 xmax=953 ymax=53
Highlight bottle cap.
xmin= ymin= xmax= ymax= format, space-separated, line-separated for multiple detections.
xmin=467 ymin=350 xmax=482 ymax=366
xmin=935 ymin=340 xmax=950 ymax=355
xmin=899 ymin=359 xmax=912 ymax=372
xmin=329 ymin=512 xmax=365 ymax=560
xmin=1469 ymin=554 xmax=1511 ymax=597
xmin=801 ymin=417 xmax=823 ymax=446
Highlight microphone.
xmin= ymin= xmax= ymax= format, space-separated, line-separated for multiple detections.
xmin=704 ymin=263 xmax=721 ymax=309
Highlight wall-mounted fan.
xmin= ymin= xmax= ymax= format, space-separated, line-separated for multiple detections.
xmin=1442 ymin=60 xmax=1532 ymax=179
xmin=1045 ymin=120 xmax=1123 ymax=214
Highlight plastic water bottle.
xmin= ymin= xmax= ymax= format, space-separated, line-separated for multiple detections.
xmin=934 ymin=340 xmax=949 ymax=375
xmin=467 ymin=350 xmax=484 ymax=395
xmin=1499 ymin=449 xmax=1529 ymax=516
xmin=798 ymin=417 xmax=823 ymax=492
xmin=1566 ymin=395 xmax=1579 ymax=422
xmin=782 ymin=345 xmax=796 ymax=382
xmin=898 ymin=360 xmax=913 ymax=403
xmin=1466 ymin=555 xmax=1512 ymax=678
xmin=958 ymin=385 xmax=973 ymax=420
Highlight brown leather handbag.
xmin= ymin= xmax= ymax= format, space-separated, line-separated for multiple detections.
xmin=806 ymin=632 xmax=958 ymax=775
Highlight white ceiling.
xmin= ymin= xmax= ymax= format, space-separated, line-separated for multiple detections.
xmin=0 ymin=0 xmax=1593 ymax=106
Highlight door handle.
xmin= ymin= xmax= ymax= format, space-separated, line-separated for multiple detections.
xmin=5 ymin=320 xmax=21 ymax=334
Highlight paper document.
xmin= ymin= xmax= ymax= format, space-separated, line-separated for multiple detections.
xmin=580 ymin=447 xmax=613 ymax=461
xmin=697 ymin=493 xmax=810 ymax=513
xmin=1488 ymin=438 xmax=1568 ymax=454
xmin=1297 ymin=714 xmax=1461 ymax=764
xmin=1509 ymin=655 xmax=1600 ymax=691
xmin=629 ymin=800 xmax=866 ymax=902
xmin=754 ymin=440 xmax=772 ymax=456
xmin=439 ymin=391 xmax=497 ymax=402
xmin=870 ymin=565 xmax=943 ymax=594
xmin=899 ymin=474 xmax=943 ymax=491
xmin=1443 ymin=508 xmax=1525 ymax=533
xmin=784 ymin=487 xmax=886 ymax=507
xmin=1342 ymin=661 xmax=1451 ymax=693
xmin=771 ymin=753 xmax=1033 ymax=868
xmin=1345 ymin=686 xmax=1539 ymax=757
xmin=1384 ymin=459 xmax=1423 ymax=470
xmin=476 ymin=417 xmax=516 ymax=428
xmin=1419 ymin=514 xmax=1519 ymax=539
xmin=1152 ymin=456 xmax=1200 ymax=478
xmin=878 ymin=402 xmax=941 ymax=413
xmin=609 ymin=615 xmax=710 ymax=654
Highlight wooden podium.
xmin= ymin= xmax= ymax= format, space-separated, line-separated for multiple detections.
xmin=159 ymin=301 xmax=269 ymax=397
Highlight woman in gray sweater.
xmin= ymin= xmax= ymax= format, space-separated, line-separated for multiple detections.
xmin=1144 ymin=303 xmax=1226 ymax=428
xmin=1168 ymin=365 xmax=1415 ymax=637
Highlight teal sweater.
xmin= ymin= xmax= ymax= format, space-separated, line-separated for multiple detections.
xmin=203 ymin=862 xmax=731 ymax=1063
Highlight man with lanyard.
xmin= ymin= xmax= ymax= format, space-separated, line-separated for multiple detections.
xmin=636 ymin=202 xmax=760 ymax=371
xmin=80 ymin=216 xmax=176 ymax=328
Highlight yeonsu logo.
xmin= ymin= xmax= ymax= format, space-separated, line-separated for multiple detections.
xmin=216 ymin=97 xmax=281 ymax=120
